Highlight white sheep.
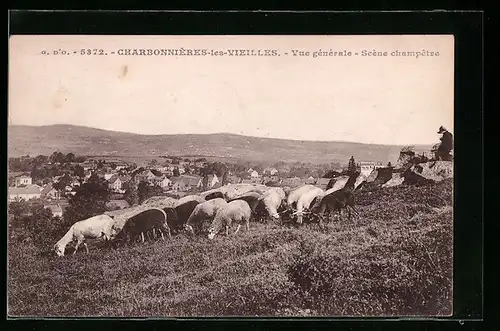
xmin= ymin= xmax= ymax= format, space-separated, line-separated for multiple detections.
xmin=184 ymin=198 xmax=228 ymax=235
xmin=176 ymin=194 xmax=206 ymax=206
xmin=286 ymin=184 xmax=317 ymax=208
xmin=294 ymin=186 xmax=325 ymax=224
xmin=260 ymin=187 xmax=286 ymax=221
xmin=208 ymin=200 xmax=252 ymax=240
xmin=53 ymin=214 xmax=117 ymax=257
xmin=324 ymin=176 xmax=350 ymax=195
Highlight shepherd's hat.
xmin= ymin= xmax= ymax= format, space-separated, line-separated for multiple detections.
xmin=437 ymin=126 xmax=447 ymax=134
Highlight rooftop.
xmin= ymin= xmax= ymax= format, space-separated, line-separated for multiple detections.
xmin=9 ymin=186 xmax=42 ymax=195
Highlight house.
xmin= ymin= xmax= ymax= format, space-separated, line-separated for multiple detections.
xmin=305 ymin=176 xmax=317 ymax=185
xmin=114 ymin=162 xmax=128 ymax=170
xmin=135 ymin=170 xmax=157 ymax=183
xmin=104 ymin=173 xmax=115 ymax=181
xmin=108 ymin=175 xmax=131 ymax=193
xmin=195 ymin=161 xmax=206 ymax=168
xmin=152 ymin=176 xmax=171 ymax=189
xmin=81 ymin=161 xmax=95 ymax=171
xmin=41 ymin=183 xmax=60 ymax=200
xmin=358 ymin=161 xmax=384 ymax=177
xmin=9 ymin=186 xmax=42 ymax=201
xmin=108 ymin=175 xmax=123 ymax=192
xmin=263 ymin=167 xmax=279 ymax=176
xmin=170 ymin=175 xmax=203 ymax=192
xmin=44 ymin=204 xmax=63 ymax=217
xmin=202 ymin=174 xmax=219 ymax=189
xmin=315 ymin=178 xmax=332 ymax=190
xmin=178 ymin=166 xmax=186 ymax=174
xmin=226 ymin=175 xmax=242 ymax=184
xmin=212 ymin=182 xmax=223 ymax=189
xmin=15 ymin=175 xmax=32 ymax=187
xmin=249 ymin=170 xmax=259 ymax=178
xmin=263 ymin=175 xmax=280 ymax=183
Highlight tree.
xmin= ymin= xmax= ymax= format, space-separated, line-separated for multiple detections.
xmin=33 ymin=154 xmax=49 ymax=166
xmin=124 ymin=186 xmax=139 ymax=206
xmin=173 ymin=167 xmax=180 ymax=177
xmin=63 ymin=174 xmax=110 ymax=224
xmin=8 ymin=199 xmax=30 ymax=221
xmin=347 ymin=156 xmax=357 ymax=175
xmin=137 ymin=181 xmax=162 ymax=204
xmin=137 ymin=181 xmax=150 ymax=204
xmin=50 ymin=151 xmax=65 ymax=164
xmin=387 ymin=161 xmax=393 ymax=167
xmin=73 ymin=164 xmax=85 ymax=178
xmin=53 ymin=174 xmax=72 ymax=192
xmin=65 ymin=153 xmax=76 ymax=163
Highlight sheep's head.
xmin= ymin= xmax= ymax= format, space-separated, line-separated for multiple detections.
xmin=207 ymin=227 xmax=217 ymax=240
xmin=183 ymin=224 xmax=195 ymax=235
xmin=53 ymin=244 xmax=65 ymax=257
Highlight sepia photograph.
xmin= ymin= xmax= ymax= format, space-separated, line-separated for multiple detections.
xmin=8 ymin=34 xmax=454 ymax=317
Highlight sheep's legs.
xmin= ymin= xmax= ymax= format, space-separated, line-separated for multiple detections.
xmin=225 ymin=226 xmax=229 ymax=236
xmin=141 ymin=232 xmax=145 ymax=243
xmin=83 ymin=243 xmax=89 ymax=254
xmin=73 ymin=240 xmax=82 ymax=255
xmin=152 ymin=228 xmax=157 ymax=238
xmin=234 ymin=224 xmax=241 ymax=235
xmin=245 ymin=221 xmax=250 ymax=232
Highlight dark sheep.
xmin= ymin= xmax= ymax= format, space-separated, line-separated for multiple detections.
xmin=164 ymin=200 xmax=201 ymax=233
xmin=113 ymin=208 xmax=171 ymax=245
xmin=310 ymin=188 xmax=359 ymax=224
xmin=205 ymin=191 xmax=225 ymax=201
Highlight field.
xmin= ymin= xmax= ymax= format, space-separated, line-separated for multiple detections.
xmin=7 ymin=179 xmax=453 ymax=317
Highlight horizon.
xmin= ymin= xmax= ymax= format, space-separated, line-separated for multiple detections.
xmin=9 ymin=35 xmax=454 ymax=145
xmin=9 ymin=123 xmax=436 ymax=147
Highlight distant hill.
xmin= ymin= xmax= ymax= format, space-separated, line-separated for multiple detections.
xmin=7 ymin=124 xmax=433 ymax=165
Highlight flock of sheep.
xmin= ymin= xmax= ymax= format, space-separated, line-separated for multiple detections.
xmin=53 ymin=172 xmax=366 ymax=257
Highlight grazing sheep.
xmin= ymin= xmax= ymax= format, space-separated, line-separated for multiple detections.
xmin=184 ymin=198 xmax=228 ymax=235
xmin=228 ymin=192 xmax=262 ymax=219
xmin=177 ymin=195 xmax=206 ymax=206
xmin=163 ymin=200 xmax=201 ymax=233
xmin=310 ymin=188 xmax=358 ymax=223
xmin=294 ymin=186 xmax=325 ymax=224
xmin=222 ymin=183 xmax=268 ymax=200
xmin=205 ymin=191 xmax=225 ymax=201
xmin=286 ymin=184 xmax=317 ymax=209
xmin=259 ymin=187 xmax=286 ymax=221
xmin=54 ymin=214 xmax=117 ymax=257
xmin=324 ymin=176 xmax=349 ymax=195
xmin=162 ymin=207 xmax=181 ymax=234
xmin=113 ymin=208 xmax=170 ymax=245
xmin=354 ymin=173 xmax=367 ymax=191
xmin=208 ymin=200 xmax=252 ymax=240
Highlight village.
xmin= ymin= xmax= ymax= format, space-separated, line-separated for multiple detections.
xmin=8 ymin=151 xmax=388 ymax=219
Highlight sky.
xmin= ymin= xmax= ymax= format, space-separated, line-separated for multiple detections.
xmin=9 ymin=35 xmax=454 ymax=145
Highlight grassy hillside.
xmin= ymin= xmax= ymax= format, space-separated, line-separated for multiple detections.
xmin=8 ymin=179 xmax=452 ymax=317
xmin=8 ymin=124 xmax=432 ymax=164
